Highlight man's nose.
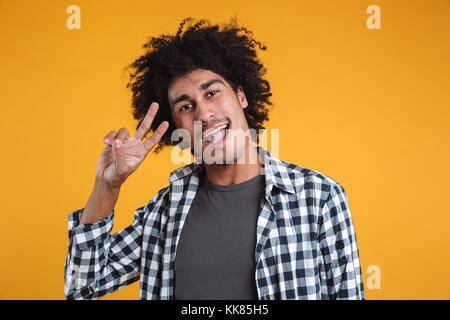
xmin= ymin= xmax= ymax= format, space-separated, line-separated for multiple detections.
xmin=194 ymin=100 xmax=215 ymax=123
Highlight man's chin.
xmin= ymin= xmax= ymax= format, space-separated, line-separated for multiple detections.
xmin=208 ymin=161 xmax=231 ymax=167
xmin=190 ymin=143 xmax=247 ymax=165
xmin=202 ymin=152 xmax=237 ymax=166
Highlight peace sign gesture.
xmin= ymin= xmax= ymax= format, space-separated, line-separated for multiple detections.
xmin=96 ymin=102 xmax=169 ymax=189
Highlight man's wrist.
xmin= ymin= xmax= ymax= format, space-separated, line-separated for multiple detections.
xmin=93 ymin=178 xmax=121 ymax=197
xmin=79 ymin=178 xmax=121 ymax=225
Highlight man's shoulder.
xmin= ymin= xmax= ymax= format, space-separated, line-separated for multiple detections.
xmin=275 ymin=157 xmax=345 ymax=192
xmin=169 ymin=161 xmax=204 ymax=183
xmin=137 ymin=185 xmax=171 ymax=217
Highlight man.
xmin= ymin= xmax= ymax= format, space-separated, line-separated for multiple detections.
xmin=64 ymin=18 xmax=365 ymax=300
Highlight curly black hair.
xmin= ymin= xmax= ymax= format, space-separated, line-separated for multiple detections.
xmin=125 ymin=17 xmax=272 ymax=153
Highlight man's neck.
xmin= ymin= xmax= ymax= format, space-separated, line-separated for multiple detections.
xmin=204 ymin=145 xmax=262 ymax=185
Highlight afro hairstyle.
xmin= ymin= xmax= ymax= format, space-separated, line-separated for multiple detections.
xmin=125 ymin=17 xmax=272 ymax=153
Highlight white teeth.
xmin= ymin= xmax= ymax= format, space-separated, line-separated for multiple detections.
xmin=203 ymin=124 xmax=228 ymax=141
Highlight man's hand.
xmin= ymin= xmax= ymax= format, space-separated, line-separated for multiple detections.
xmin=96 ymin=102 xmax=169 ymax=189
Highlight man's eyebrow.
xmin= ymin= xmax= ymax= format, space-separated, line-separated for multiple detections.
xmin=171 ymin=79 xmax=226 ymax=108
xmin=199 ymin=79 xmax=225 ymax=91
xmin=171 ymin=94 xmax=190 ymax=108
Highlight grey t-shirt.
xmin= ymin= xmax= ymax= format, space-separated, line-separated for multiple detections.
xmin=174 ymin=171 xmax=265 ymax=300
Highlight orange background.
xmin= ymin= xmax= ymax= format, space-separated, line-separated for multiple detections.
xmin=0 ymin=0 xmax=449 ymax=299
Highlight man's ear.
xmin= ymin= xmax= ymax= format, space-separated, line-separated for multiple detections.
xmin=236 ymin=86 xmax=248 ymax=109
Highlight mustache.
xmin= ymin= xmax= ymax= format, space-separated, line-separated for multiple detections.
xmin=192 ymin=117 xmax=231 ymax=140
xmin=202 ymin=117 xmax=231 ymax=131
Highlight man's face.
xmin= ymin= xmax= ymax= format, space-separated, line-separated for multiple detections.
xmin=168 ymin=69 xmax=250 ymax=165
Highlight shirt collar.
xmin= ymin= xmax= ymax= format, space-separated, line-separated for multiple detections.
xmin=168 ymin=147 xmax=295 ymax=195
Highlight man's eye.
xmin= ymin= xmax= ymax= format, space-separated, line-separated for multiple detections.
xmin=207 ymin=90 xmax=217 ymax=97
xmin=181 ymin=104 xmax=193 ymax=112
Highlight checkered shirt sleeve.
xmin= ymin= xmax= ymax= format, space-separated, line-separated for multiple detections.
xmin=318 ymin=183 xmax=365 ymax=299
xmin=64 ymin=207 xmax=144 ymax=299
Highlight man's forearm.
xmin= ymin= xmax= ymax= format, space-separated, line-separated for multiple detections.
xmin=79 ymin=179 xmax=121 ymax=225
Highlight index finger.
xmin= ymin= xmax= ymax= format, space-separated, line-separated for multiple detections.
xmin=134 ymin=102 xmax=159 ymax=141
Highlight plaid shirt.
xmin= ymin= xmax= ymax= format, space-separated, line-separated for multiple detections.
xmin=64 ymin=148 xmax=365 ymax=300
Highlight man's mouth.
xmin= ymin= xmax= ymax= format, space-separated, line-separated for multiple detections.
xmin=202 ymin=123 xmax=229 ymax=145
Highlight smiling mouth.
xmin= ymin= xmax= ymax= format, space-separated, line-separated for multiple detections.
xmin=202 ymin=123 xmax=229 ymax=145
